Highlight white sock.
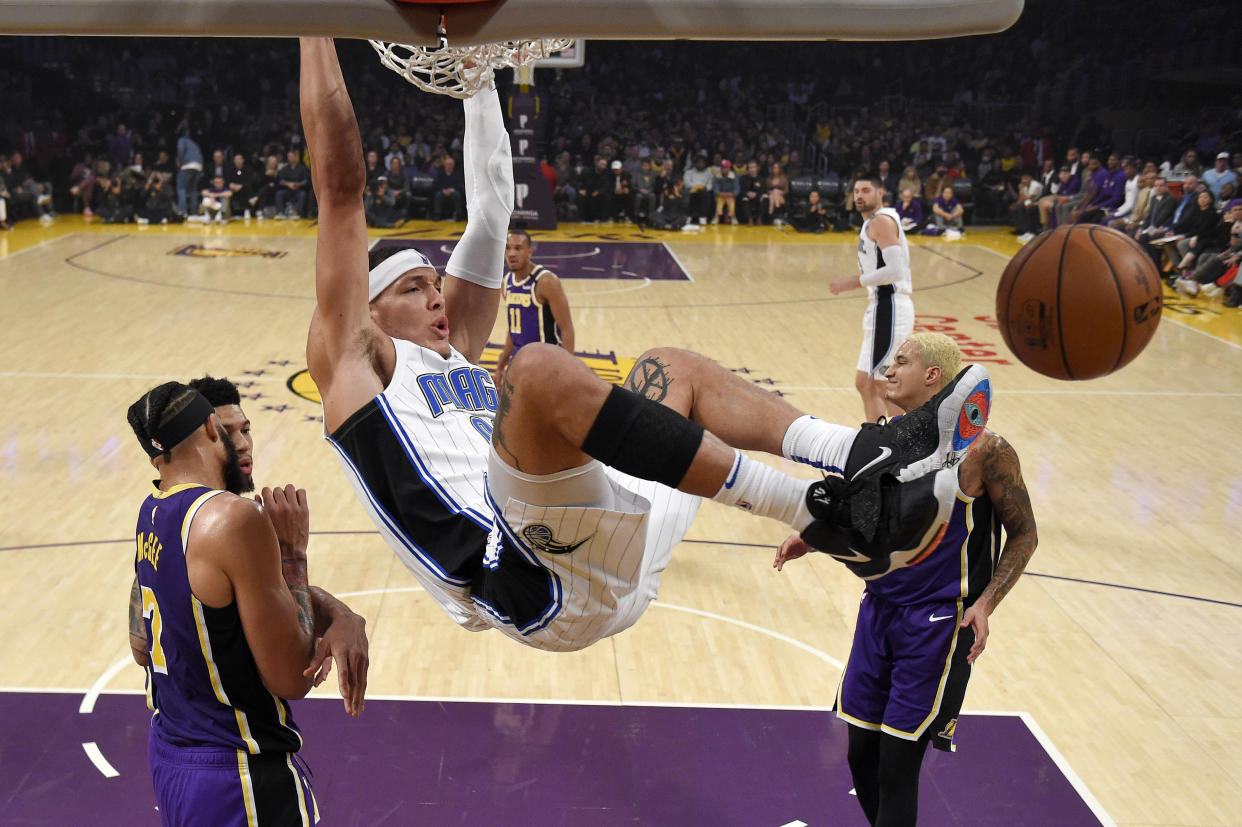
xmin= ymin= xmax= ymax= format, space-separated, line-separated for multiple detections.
xmin=712 ymin=451 xmax=812 ymax=531
xmin=445 ymin=85 xmax=513 ymax=289
xmin=782 ymin=415 xmax=856 ymax=474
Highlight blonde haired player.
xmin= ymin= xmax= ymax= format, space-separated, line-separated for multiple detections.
xmin=830 ymin=173 xmax=916 ymax=423
xmin=776 ymin=332 xmax=1033 ymax=827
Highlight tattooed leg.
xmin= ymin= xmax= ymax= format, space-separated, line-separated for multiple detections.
xmin=624 ymin=347 xmax=805 ymax=455
xmin=493 ymin=342 xmax=812 ymax=524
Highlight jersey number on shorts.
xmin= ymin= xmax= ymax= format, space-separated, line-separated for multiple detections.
xmin=140 ymin=586 xmax=169 ymax=674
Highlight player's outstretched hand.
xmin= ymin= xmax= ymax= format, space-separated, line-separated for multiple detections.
xmin=829 ymin=276 xmax=856 ymax=295
xmin=774 ymin=534 xmax=813 ymax=571
xmin=960 ymin=600 xmax=992 ymax=665
xmin=258 ymin=485 xmax=310 ymax=556
xmin=305 ymin=610 xmax=369 ymax=717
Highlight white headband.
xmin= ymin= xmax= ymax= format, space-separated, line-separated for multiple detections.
xmin=368 ymin=249 xmax=436 ymax=301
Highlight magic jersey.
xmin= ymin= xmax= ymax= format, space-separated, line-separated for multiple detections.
xmin=855 ymin=207 xmax=916 ymax=376
xmin=134 ymin=484 xmax=303 ymax=753
xmin=865 ymin=471 xmax=1000 ymax=606
xmin=327 ymin=338 xmax=497 ymax=631
xmin=325 ymin=337 xmax=700 ymax=651
xmin=857 ymin=207 xmax=913 ymax=297
xmin=503 ymin=265 xmax=561 ymax=350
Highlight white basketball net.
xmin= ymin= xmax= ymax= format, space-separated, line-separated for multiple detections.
xmin=370 ymin=38 xmax=574 ymax=99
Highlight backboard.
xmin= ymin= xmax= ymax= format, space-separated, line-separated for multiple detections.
xmin=0 ymin=0 xmax=1025 ymax=44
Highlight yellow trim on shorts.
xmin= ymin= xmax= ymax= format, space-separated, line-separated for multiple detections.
xmin=285 ymin=753 xmax=312 ymax=825
xmin=237 ymin=750 xmax=259 ymax=827
xmin=834 ymin=664 xmax=883 ymax=731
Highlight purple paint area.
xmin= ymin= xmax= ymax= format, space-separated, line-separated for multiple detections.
xmin=372 ymin=238 xmax=690 ymax=281
xmin=1 ymin=692 xmax=1102 ymax=825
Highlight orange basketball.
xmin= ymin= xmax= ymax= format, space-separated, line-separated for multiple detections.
xmin=995 ymin=224 xmax=1163 ymax=380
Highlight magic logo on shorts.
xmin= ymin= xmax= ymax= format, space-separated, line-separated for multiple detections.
xmin=521 ymin=523 xmax=591 ymax=555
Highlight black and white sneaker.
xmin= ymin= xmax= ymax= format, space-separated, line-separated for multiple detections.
xmin=801 ymin=467 xmax=957 ymax=580
xmin=845 ymin=364 xmax=991 ymax=485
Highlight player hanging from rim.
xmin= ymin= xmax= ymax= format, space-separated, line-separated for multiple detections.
xmin=830 ymin=174 xmax=916 ymax=424
xmin=492 ymin=229 xmax=574 ymax=386
xmin=299 ymin=37 xmax=993 ymax=653
xmin=776 ymin=333 xmax=1035 ymax=827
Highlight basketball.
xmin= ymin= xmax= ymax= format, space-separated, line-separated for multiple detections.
xmin=995 ymin=224 xmax=1163 ymax=380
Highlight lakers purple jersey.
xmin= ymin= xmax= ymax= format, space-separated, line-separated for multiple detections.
xmin=135 ymin=483 xmax=303 ymax=753
xmin=503 ymin=265 xmax=561 ymax=350
xmin=866 ymin=478 xmax=1000 ymax=605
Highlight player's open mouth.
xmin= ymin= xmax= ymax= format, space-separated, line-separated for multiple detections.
xmin=433 ymin=318 xmax=450 ymax=335
xmin=239 ymin=461 xmax=252 ymax=474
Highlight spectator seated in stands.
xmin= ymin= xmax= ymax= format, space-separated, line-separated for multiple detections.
xmin=651 ymin=177 xmax=690 ymax=230
xmin=95 ymin=171 xmax=134 ymax=224
xmin=431 ymin=155 xmax=466 ymax=221
xmin=4 ymin=151 xmax=55 ymax=223
xmin=1204 ymin=152 xmax=1238 ymax=200
xmin=580 ymin=156 xmax=610 ymax=223
xmin=254 ymin=155 xmax=282 ymax=218
xmin=385 ymin=157 xmax=409 ymax=217
xmin=1162 ymin=150 xmax=1202 ymax=181
xmin=1009 ymin=173 xmax=1043 ymax=243
xmin=68 ymin=152 xmax=98 ymax=217
xmin=1054 ymin=152 xmax=1097 ymax=227
xmin=931 ymin=185 xmax=965 ymax=237
xmin=737 ymin=160 xmax=764 ymax=226
xmin=683 ymin=153 xmax=715 ymax=225
xmin=895 ymin=187 xmax=924 ymax=233
xmin=1175 ymin=199 xmax=1241 ymax=299
xmin=1072 ymin=153 xmax=1127 ymax=224
xmin=713 ymin=158 xmax=739 ymax=225
xmin=226 ymin=152 xmax=256 ymax=218
xmin=896 ymin=166 xmax=922 ymax=206
xmin=876 ymin=160 xmax=899 ymax=204
xmin=1038 ymin=164 xmax=1079 ymax=232
xmin=1162 ymin=189 xmax=1224 ymax=281
xmin=790 ymin=189 xmax=829 ymax=233
xmin=553 ymin=151 xmax=580 ymax=221
xmin=609 ymin=160 xmax=632 ymax=222
xmin=364 ymin=176 xmax=401 ymax=228
xmin=1100 ymin=158 xmax=1140 ymax=227
xmin=199 ymin=175 xmax=232 ymax=223
xmin=763 ymin=162 xmax=790 ymax=225
xmin=1112 ymin=171 xmax=1154 ymax=235
xmin=135 ymin=171 xmax=181 ymax=225
xmin=275 ymin=150 xmax=310 ymax=219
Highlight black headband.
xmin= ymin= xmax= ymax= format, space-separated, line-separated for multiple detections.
xmin=142 ymin=392 xmax=215 ymax=458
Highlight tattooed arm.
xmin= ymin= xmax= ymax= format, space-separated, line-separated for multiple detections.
xmin=305 ymin=587 xmax=370 ymax=717
xmin=262 ymin=485 xmax=315 ymax=654
xmin=128 ymin=575 xmax=150 ymax=667
xmin=262 ymin=484 xmax=370 ymax=715
xmin=960 ymin=432 xmax=1038 ymax=664
xmin=189 ymin=494 xmax=316 ymax=700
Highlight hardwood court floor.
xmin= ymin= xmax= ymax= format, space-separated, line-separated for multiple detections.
xmin=0 ymin=215 xmax=1239 ymax=825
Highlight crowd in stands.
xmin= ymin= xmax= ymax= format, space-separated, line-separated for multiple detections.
xmin=1 ymin=2 xmax=1240 ymax=300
